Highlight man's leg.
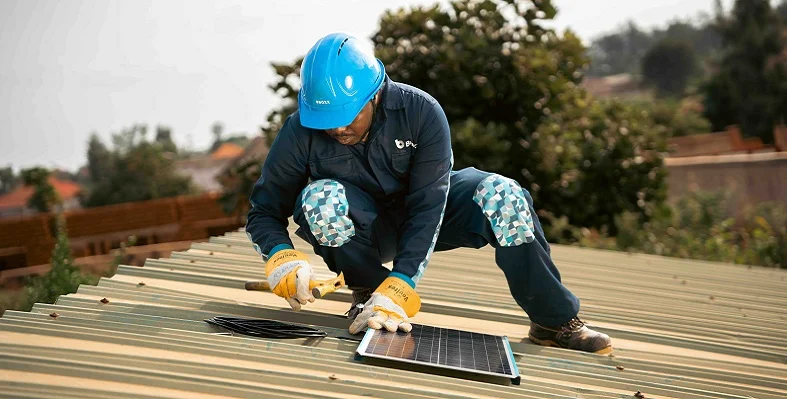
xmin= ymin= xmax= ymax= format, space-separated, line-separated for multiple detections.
xmin=436 ymin=167 xmax=611 ymax=353
xmin=292 ymin=179 xmax=398 ymax=316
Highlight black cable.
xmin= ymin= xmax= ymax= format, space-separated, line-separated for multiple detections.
xmin=205 ymin=316 xmax=327 ymax=339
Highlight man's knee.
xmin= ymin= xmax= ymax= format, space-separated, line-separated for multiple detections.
xmin=296 ymin=179 xmax=355 ymax=247
xmin=472 ymin=174 xmax=536 ymax=247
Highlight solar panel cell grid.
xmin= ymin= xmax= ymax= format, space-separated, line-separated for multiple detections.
xmin=357 ymin=324 xmax=519 ymax=380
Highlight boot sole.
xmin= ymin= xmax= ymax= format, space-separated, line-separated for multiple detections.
xmin=529 ymin=334 xmax=613 ymax=355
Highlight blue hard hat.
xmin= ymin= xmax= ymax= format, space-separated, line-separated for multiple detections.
xmin=299 ymin=33 xmax=386 ymax=130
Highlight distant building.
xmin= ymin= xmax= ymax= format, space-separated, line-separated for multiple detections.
xmin=0 ymin=177 xmax=82 ymax=218
xmin=175 ymin=142 xmax=246 ymax=193
xmin=582 ymin=73 xmax=644 ymax=98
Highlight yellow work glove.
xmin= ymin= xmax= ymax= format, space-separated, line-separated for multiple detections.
xmin=265 ymin=249 xmax=315 ymax=310
xmin=348 ymin=276 xmax=421 ymax=334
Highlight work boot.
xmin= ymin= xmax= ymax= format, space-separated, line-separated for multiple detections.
xmin=346 ymin=287 xmax=373 ymax=320
xmin=528 ymin=317 xmax=613 ymax=354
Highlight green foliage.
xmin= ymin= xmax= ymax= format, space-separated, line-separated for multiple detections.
xmin=532 ymin=99 xmax=668 ymax=234
xmin=107 ymin=235 xmax=138 ymax=277
xmin=261 ymin=61 xmax=302 ymax=146
xmin=589 ymin=22 xmax=659 ymax=77
xmin=450 ymin=119 xmax=511 ymax=172
xmin=641 ymin=39 xmax=697 ymax=96
xmin=20 ymin=167 xmax=60 ymax=213
xmin=588 ymin=18 xmax=721 ymax=77
xmin=629 ymin=98 xmax=712 ymax=137
xmin=218 ymin=158 xmax=262 ymax=220
xmin=572 ymin=191 xmax=786 ymax=269
xmin=373 ymin=0 xmax=585 ymax=132
xmin=702 ymin=0 xmax=786 ymax=143
xmin=256 ymin=0 xmax=669 ymax=234
xmin=83 ymin=124 xmax=196 ymax=207
xmin=0 ymin=165 xmax=19 ymax=195
xmin=17 ymin=216 xmax=98 ymax=312
xmin=154 ymin=125 xmax=178 ymax=154
xmin=373 ymin=0 xmax=660 ymax=232
xmin=87 ymin=133 xmax=112 ymax=184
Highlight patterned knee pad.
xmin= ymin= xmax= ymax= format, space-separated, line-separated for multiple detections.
xmin=472 ymin=174 xmax=536 ymax=246
xmin=300 ymin=179 xmax=355 ymax=247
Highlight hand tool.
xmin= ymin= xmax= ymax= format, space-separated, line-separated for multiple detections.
xmin=245 ymin=272 xmax=345 ymax=299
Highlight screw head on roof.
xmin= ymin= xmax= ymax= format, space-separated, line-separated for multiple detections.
xmin=328 ymin=374 xmax=338 ymax=380
xmin=100 ymin=298 xmax=109 ymax=304
xmin=209 ymin=251 xmax=214 ymax=255
xmin=190 ymin=260 xmax=196 ymax=263
xmin=49 ymin=312 xmax=59 ymax=318
xmin=681 ymin=280 xmax=687 ymax=285
xmin=616 ymin=365 xmax=624 ymax=371
xmin=634 ymin=391 xmax=646 ymax=398
xmin=138 ymin=282 xmax=146 ymax=286
xmin=709 ymin=295 xmax=715 ymax=300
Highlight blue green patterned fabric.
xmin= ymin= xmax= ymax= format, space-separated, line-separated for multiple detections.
xmin=301 ymin=179 xmax=355 ymax=247
xmin=472 ymin=174 xmax=535 ymax=246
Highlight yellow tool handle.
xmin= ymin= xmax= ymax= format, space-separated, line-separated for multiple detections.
xmin=244 ymin=272 xmax=345 ymax=299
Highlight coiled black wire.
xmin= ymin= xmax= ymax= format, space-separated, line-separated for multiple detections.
xmin=205 ymin=316 xmax=327 ymax=339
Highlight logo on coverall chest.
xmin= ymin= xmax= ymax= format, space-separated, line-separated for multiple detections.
xmin=395 ymin=139 xmax=417 ymax=149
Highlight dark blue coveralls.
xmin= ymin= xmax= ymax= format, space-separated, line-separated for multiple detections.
xmin=246 ymin=77 xmax=579 ymax=327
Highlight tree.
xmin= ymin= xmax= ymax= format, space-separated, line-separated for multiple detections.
xmin=256 ymin=0 xmax=669 ymax=234
xmin=703 ymin=0 xmax=786 ymax=143
xmin=218 ymin=158 xmax=262 ymax=220
xmin=20 ymin=216 xmax=97 ymax=311
xmin=587 ymin=16 xmax=723 ymax=78
xmin=86 ymin=133 xmax=112 ymax=185
xmin=0 ymin=166 xmax=18 ymax=195
xmin=154 ymin=125 xmax=177 ymax=154
xmin=589 ymin=21 xmax=655 ymax=76
xmin=261 ymin=61 xmax=302 ymax=146
xmin=642 ymin=39 xmax=697 ymax=96
xmin=20 ymin=167 xmax=60 ymax=213
xmin=82 ymin=126 xmax=195 ymax=207
xmin=211 ymin=121 xmax=224 ymax=148
xmin=533 ymin=99 xmax=669 ymax=234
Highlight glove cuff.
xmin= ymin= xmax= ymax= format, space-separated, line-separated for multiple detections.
xmin=375 ymin=276 xmax=421 ymax=317
xmin=265 ymin=249 xmax=308 ymax=275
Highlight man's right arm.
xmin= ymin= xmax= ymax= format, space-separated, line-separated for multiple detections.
xmin=245 ymin=115 xmax=309 ymax=260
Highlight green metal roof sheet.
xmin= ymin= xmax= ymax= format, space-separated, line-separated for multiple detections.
xmin=1 ymin=227 xmax=785 ymax=398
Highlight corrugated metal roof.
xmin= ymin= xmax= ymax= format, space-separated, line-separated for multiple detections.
xmin=2 ymin=226 xmax=786 ymax=398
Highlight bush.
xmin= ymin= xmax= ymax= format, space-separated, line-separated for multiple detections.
xmin=634 ymin=97 xmax=712 ymax=137
xmin=532 ymin=98 xmax=669 ymax=236
xmin=572 ymin=190 xmax=786 ymax=268
xmin=1 ymin=216 xmax=98 ymax=314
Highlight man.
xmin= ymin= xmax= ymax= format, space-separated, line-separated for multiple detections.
xmin=246 ymin=33 xmax=612 ymax=354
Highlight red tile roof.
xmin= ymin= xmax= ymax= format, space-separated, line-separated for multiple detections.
xmin=0 ymin=177 xmax=81 ymax=210
xmin=210 ymin=142 xmax=245 ymax=160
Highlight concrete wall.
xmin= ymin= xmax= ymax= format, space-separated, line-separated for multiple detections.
xmin=665 ymin=152 xmax=787 ymax=219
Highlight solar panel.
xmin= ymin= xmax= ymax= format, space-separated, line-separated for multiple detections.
xmin=356 ymin=324 xmax=521 ymax=384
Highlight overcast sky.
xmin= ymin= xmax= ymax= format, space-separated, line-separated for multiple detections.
xmin=0 ymin=0 xmax=734 ymax=172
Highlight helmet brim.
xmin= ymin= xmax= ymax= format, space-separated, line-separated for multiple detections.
xmin=299 ymin=60 xmax=386 ymax=130
xmin=298 ymin=96 xmax=364 ymax=130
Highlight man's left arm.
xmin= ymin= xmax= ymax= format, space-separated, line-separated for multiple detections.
xmin=392 ymin=99 xmax=453 ymax=287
